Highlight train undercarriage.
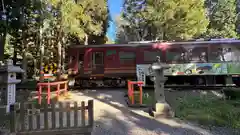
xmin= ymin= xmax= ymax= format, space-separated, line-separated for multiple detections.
xmin=69 ymin=75 xmax=240 ymax=88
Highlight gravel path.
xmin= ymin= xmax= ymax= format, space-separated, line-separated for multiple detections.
xmin=64 ymin=90 xmax=237 ymax=135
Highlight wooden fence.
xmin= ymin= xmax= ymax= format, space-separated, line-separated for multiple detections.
xmin=9 ymin=100 xmax=94 ymax=135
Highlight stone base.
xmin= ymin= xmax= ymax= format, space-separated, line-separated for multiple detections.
xmin=149 ymin=103 xmax=174 ymax=118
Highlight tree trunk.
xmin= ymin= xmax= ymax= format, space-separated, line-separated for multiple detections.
xmin=22 ymin=32 xmax=28 ymax=82
xmin=62 ymin=37 xmax=66 ymax=73
xmin=0 ymin=32 xmax=7 ymax=61
xmin=13 ymin=45 xmax=17 ymax=65
xmin=22 ymin=49 xmax=28 ymax=82
xmin=84 ymin=34 xmax=88 ymax=45
xmin=57 ymin=40 xmax=62 ymax=80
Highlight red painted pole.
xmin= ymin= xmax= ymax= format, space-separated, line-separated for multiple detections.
xmin=139 ymin=85 xmax=143 ymax=105
xmin=131 ymin=82 xmax=134 ymax=105
xmin=47 ymin=84 xmax=51 ymax=104
xmin=56 ymin=83 xmax=60 ymax=101
xmin=38 ymin=86 xmax=42 ymax=104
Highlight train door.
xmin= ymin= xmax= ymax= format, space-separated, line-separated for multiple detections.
xmin=92 ymin=51 xmax=104 ymax=75
xmin=78 ymin=53 xmax=84 ymax=75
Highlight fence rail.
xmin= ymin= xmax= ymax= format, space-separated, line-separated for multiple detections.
xmin=9 ymin=100 xmax=94 ymax=135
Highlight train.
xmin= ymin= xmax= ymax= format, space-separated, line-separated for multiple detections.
xmin=67 ymin=39 xmax=240 ymax=88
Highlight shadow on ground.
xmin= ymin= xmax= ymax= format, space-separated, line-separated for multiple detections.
xmin=74 ymin=90 xmax=217 ymax=135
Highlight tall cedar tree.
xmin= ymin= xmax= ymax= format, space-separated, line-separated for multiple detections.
xmin=205 ymin=0 xmax=237 ymax=38
xmin=121 ymin=0 xmax=209 ymax=41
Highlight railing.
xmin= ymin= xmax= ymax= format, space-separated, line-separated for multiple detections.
xmin=9 ymin=100 xmax=94 ymax=135
xmin=37 ymin=81 xmax=68 ymax=105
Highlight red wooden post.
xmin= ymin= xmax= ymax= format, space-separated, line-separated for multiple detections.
xmin=56 ymin=83 xmax=60 ymax=100
xmin=139 ymin=84 xmax=143 ymax=105
xmin=130 ymin=82 xmax=134 ymax=105
xmin=47 ymin=83 xmax=51 ymax=104
xmin=38 ymin=85 xmax=42 ymax=104
xmin=127 ymin=80 xmax=130 ymax=99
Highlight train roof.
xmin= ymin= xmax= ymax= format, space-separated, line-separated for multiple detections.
xmin=69 ymin=39 xmax=240 ymax=48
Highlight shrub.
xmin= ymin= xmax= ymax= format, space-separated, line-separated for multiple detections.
xmin=175 ymin=95 xmax=240 ymax=129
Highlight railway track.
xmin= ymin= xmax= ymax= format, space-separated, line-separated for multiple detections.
xmin=72 ymin=84 xmax=239 ymax=91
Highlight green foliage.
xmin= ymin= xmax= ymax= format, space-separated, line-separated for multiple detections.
xmin=119 ymin=0 xmax=209 ymax=41
xmin=223 ymin=88 xmax=240 ymax=100
xmin=175 ymin=95 xmax=240 ymax=129
xmin=0 ymin=0 xmax=109 ymax=77
xmin=205 ymin=0 xmax=237 ymax=38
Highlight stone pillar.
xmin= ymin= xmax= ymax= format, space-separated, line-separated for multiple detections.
xmin=0 ymin=59 xmax=24 ymax=113
xmin=149 ymin=56 xmax=174 ymax=118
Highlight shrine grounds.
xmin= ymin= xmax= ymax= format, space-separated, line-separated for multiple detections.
xmin=142 ymin=89 xmax=240 ymax=130
xmin=0 ymin=84 xmax=240 ymax=134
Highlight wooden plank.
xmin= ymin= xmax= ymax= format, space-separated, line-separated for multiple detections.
xmin=59 ymin=102 xmax=63 ymax=128
xmin=44 ymin=103 xmax=49 ymax=129
xmin=66 ymin=102 xmax=71 ymax=127
xmin=14 ymin=104 xmax=87 ymax=113
xmin=81 ymin=101 xmax=85 ymax=126
xmin=74 ymin=102 xmax=78 ymax=127
xmin=35 ymin=104 xmax=41 ymax=130
xmin=88 ymin=100 xmax=94 ymax=126
xmin=51 ymin=102 xmax=56 ymax=129
xmin=16 ymin=126 xmax=93 ymax=135
xmin=20 ymin=102 xmax=25 ymax=132
xmin=28 ymin=104 xmax=33 ymax=131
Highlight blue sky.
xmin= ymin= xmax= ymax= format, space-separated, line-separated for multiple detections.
xmin=106 ymin=0 xmax=123 ymax=42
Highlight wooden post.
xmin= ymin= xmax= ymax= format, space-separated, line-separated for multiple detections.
xmin=88 ymin=100 xmax=93 ymax=126
xmin=81 ymin=101 xmax=85 ymax=126
xmin=51 ymin=102 xmax=56 ymax=129
xmin=59 ymin=102 xmax=64 ymax=128
xmin=10 ymin=104 xmax=16 ymax=133
xmin=28 ymin=103 xmax=33 ymax=130
xmin=44 ymin=102 xmax=49 ymax=129
xmin=74 ymin=102 xmax=78 ymax=127
xmin=20 ymin=102 xmax=25 ymax=132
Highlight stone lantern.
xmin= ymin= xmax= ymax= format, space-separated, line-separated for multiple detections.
xmin=148 ymin=56 xmax=174 ymax=118
xmin=0 ymin=59 xmax=24 ymax=113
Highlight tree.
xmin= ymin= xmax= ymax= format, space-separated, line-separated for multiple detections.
xmin=1 ymin=0 xmax=109 ymax=80
xmin=205 ymin=0 xmax=237 ymax=38
xmin=120 ymin=0 xmax=209 ymax=41
xmin=115 ymin=14 xmax=139 ymax=43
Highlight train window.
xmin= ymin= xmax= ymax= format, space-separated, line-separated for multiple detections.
xmin=119 ymin=51 xmax=135 ymax=64
xmin=166 ymin=48 xmax=184 ymax=63
xmin=79 ymin=53 xmax=84 ymax=61
xmin=93 ymin=52 xmax=104 ymax=65
xmin=189 ymin=47 xmax=208 ymax=63
xmin=144 ymin=51 xmax=161 ymax=62
xmin=209 ymin=47 xmax=233 ymax=62
xmin=78 ymin=54 xmax=84 ymax=68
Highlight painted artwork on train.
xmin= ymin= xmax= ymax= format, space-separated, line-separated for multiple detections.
xmin=227 ymin=63 xmax=240 ymax=74
xmin=164 ymin=63 xmax=228 ymax=75
xmin=195 ymin=63 xmax=227 ymax=74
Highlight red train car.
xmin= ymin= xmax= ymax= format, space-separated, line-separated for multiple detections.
xmin=68 ymin=43 xmax=160 ymax=87
xmin=68 ymin=39 xmax=240 ymax=87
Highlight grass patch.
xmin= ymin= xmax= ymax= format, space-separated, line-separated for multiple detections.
xmin=128 ymin=90 xmax=154 ymax=105
xmin=175 ymin=95 xmax=240 ymax=129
